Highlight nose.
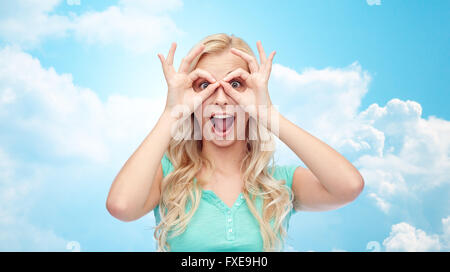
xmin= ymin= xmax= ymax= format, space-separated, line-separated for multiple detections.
xmin=212 ymin=84 xmax=230 ymax=106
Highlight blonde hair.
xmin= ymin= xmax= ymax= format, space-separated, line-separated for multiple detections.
xmin=153 ymin=33 xmax=294 ymax=251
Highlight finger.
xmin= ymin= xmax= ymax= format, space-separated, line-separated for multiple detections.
xmin=166 ymin=42 xmax=177 ymax=66
xmin=263 ymin=50 xmax=276 ymax=76
xmin=198 ymin=81 xmax=220 ymax=101
xmin=179 ymin=44 xmax=206 ymax=73
xmin=188 ymin=68 xmax=217 ymax=84
xmin=256 ymin=40 xmax=267 ymax=64
xmin=219 ymin=80 xmax=241 ymax=104
xmin=230 ymin=47 xmax=259 ymax=73
xmin=157 ymin=53 xmax=165 ymax=67
xmin=222 ymin=68 xmax=250 ymax=82
xmin=157 ymin=53 xmax=169 ymax=78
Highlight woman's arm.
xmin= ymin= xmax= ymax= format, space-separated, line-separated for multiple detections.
xmin=219 ymin=41 xmax=364 ymax=212
xmin=274 ymin=109 xmax=365 ymax=211
xmin=106 ymin=42 xmax=218 ymax=222
xmin=106 ymin=111 xmax=176 ymax=222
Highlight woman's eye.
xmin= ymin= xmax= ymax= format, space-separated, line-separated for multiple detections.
xmin=199 ymin=81 xmax=210 ymax=90
xmin=230 ymin=80 xmax=241 ymax=89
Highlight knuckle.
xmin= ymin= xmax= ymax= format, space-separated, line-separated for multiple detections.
xmin=195 ymin=68 xmax=206 ymax=75
xmin=208 ymin=83 xmax=218 ymax=90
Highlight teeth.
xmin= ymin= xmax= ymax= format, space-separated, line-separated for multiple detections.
xmin=212 ymin=114 xmax=233 ymax=119
xmin=210 ymin=113 xmax=235 ymax=134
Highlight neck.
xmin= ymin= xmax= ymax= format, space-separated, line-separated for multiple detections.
xmin=201 ymin=140 xmax=247 ymax=175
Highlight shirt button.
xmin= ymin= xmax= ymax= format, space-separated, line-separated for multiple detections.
xmin=228 ymin=218 xmax=232 ymax=222
xmin=229 ymin=229 xmax=233 ymax=233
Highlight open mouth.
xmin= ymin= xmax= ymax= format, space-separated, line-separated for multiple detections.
xmin=210 ymin=114 xmax=235 ymax=138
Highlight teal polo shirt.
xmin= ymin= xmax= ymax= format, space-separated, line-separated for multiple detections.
xmin=153 ymin=154 xmax=298 ymax=252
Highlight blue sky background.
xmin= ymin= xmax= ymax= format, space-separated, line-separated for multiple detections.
xmin=0 ymin=0 xmax=449 ymax=252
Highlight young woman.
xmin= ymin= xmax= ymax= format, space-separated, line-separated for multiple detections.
xmin=106 ymin=33 xmax=365 ymax=252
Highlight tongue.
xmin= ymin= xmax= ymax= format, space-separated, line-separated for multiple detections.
xmin=215 ymin=117 xmax=234 ymax=132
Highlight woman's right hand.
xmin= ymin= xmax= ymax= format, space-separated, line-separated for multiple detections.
xmin=158 ymin=42 xmax=220 ymax=117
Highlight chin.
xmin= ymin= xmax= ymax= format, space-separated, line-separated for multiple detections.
xmin=209 ymin=138 xmax=236 ymax=148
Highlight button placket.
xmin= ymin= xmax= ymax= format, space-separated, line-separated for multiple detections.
xmin=225 ymin=208 xmax=235 ymax=241
xmin=201 ymin=190 xmax=246 ymax=241
xmin=225 ymin=194 xmax=245 ymax=241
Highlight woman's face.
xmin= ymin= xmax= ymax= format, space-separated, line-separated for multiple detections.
xmin=193 ymin=49 xmax=250 ymax=148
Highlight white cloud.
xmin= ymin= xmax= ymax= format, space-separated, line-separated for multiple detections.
xmin=0 ymin=216 xmax=69 ymax=251
xmin=367 ymin=0 xmax=381 ymax=6
xmin=72 ymin=0 xmax=185 ymax=53
xmin=0 ymin=0 xmax=184 ymax=53
xmin=368 ymin=193 xmax=390 ymax=213
xmin=0 ymin=46 xmax=166 ymax=163
xmin=0 ymin=147 xmax=69 ymax=251
xmin=382 ymin=218 xmax=450 ymax=251
xmin=366 ymin=241 xmax=382 ymax=251
xmin=66 ymin=0 xmax=80 ymax=6
xmin=271 ymin=62 xmax=374 ymax=164
xmin=384 ymin=223 xmax=440 ymax=251
xmin=0 ymin=0 xmax=71 ymax=47
xmin=270 ymin=63 xmax=450 ymax=214
xmin=442 ymin=217 xmax=450 ymax=251
xmin=283 ymin=244 xmax=299 ymax=252
xmin=0 ymin=45 xmax=168 ymax=250
xmin=354 ymin=101 xmax=450 ymax=213
xmin=331 ymin=248 xmax=347 ymax=252
xmin=272 ymin=62 xmax=370 ymax=127
xmin=119 ymin=0 xmax=183 ymax=14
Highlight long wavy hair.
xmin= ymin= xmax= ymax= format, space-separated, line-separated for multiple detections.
xmin=153 ymin=33 xmax=294 ymax=251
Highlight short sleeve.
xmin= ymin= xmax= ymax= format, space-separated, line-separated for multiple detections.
xmin=161 ymin=153 xmax=174 ymax=177
xmin=272 ymin=164 xmax=299 ymax=214
xmin=154 ymin=153 xmax=174 ymax=224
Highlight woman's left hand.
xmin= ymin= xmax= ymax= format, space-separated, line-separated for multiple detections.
xmin=218 ymin=41 xmax=276 ymax=120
